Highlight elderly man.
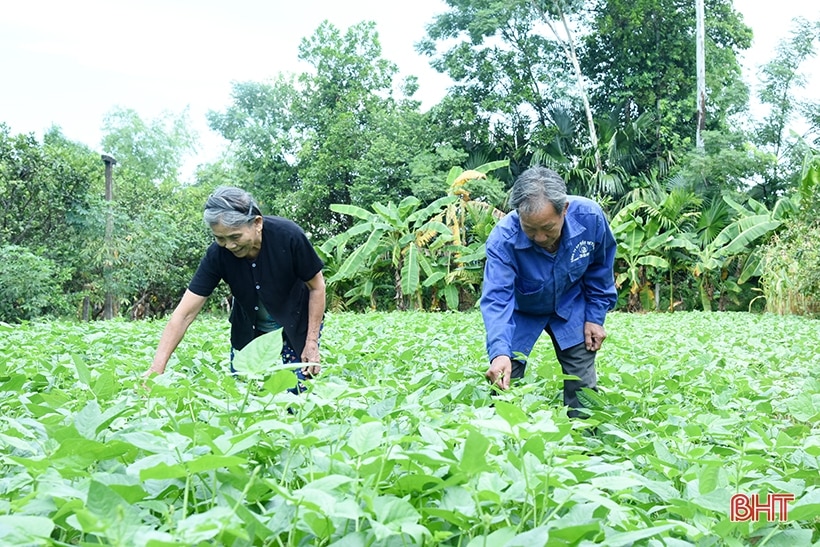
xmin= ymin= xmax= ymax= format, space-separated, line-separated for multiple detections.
xmin=480 ymin=166 xmax=617 ymax=416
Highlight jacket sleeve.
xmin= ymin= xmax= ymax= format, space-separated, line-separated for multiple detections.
xmin=583 ymin=213 xmax=618 ymax=325
xmin=480 ymin=238 xmax=517 ymax=362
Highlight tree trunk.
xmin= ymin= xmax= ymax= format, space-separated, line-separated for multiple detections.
xmin=700 ymin=281 xmax=713 ymax=311
xmin=535 ymin=2 xmax=602 ymax=172
xmin=394 ymin=264 xmax=406 ymax=311
xmin=695 ymin=0 xmax=706 ymax=149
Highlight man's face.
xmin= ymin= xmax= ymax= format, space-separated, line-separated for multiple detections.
xmin=519 ymin=201 xmax=568 ymax=250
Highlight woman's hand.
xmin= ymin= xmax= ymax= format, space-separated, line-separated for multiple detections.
xmin=301 ymin=339 xmax=321 ymax=378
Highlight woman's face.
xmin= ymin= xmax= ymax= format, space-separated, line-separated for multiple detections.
xmin=211 ymin=217 xmax=263 ymax=259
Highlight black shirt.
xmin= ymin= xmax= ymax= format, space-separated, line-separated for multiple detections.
xmin=188 ymin=216 xmax=324 ymax=356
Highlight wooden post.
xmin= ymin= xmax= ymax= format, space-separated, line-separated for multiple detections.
xmin=101 ymin=154 xmax=117 ymax=320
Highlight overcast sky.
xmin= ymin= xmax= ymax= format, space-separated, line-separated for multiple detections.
xmin=1 ymin=0 xmax=816 ymax=180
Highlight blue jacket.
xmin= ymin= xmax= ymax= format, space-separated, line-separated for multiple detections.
xmin=480 ymin=196 xmax=617 ymax=361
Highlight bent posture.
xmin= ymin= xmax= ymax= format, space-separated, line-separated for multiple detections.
xmin=480 ymin=167 xmax=617 ymax=416
xmin=147 ymin=186 xmax=325 ymax=384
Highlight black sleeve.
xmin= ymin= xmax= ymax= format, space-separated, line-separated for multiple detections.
xmin=289 ymin=225 xmax=324 ymax=282
xmin=187 ymin=244 xmax=223 ymax=297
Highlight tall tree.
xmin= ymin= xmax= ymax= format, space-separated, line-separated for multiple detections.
xmin=580 ymin=0 xmax=751 ymax=157
xmin=292 ymin=21 xmax=408 ymax=233
xmin=418 ymin=0 xmax=581 ymax=165
xmin=751 ymin=16 xmax=820 ymax=205
xmin=206 ymin=77 xmax=301 ymax=205
xmin=0 ymin=124 xmax=97 ymax=249
xmin=531 ymin=0 xmax=602 ymax=170
xmin=100 ymin=107 xmax=197 ymax=210
xmin=695 ymin=0 xmax=706 ymax=149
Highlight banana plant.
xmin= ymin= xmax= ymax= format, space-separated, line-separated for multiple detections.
xmin=325 ymin=195 xmax=456 ymax=310
xmin=686 ymin=194 xmax=788 ymax=310
xmin=611 ymin=202 xmax=670 ymax=311
xmin=422 ymin=161 xmax=508 ymax=310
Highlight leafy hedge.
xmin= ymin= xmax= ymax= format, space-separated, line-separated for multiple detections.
xmin=0 ymin=245 xmax=69 ymax=322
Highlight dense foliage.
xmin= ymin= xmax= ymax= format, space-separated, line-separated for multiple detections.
xmin=0 ymin=245 xmax=69 ymax=321
xmin=1 ymin=3 xmax=819 ymax=320
xmin=1 ymin=311 xmax=818 ymax=545
xmin=759 ymin=151 xmax=820 ymax=314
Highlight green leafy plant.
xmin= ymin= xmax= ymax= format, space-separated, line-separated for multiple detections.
xmin=0 ymin=312 xmax=818 ymax=545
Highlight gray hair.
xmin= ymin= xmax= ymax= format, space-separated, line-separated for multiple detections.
xmin=509 ymin=166 xmax=568 ymax=216
xmin=203 ymin=186 xmax=263 ymax=228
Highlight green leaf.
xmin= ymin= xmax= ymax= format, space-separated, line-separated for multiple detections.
xmin=407 ymin=195 xmax=457 ymax=224
xmin=347 ymin=421 xmax=384 ymax=456
xmin=330 ymin=203 xmax=376 ymax=222
xmin=186 ymin=454 xmax=247 ymax=473
xmin=72 ymin=353 xmax=91 ymax=385
xmin=442 ymin=284 xmax=459 ymax=310
xmin=139 ymin=462 xmax=187 ymax=480
xmin=138 ymin=455 xmax=245 ymax=480
xmin=92 ymin=370 xmax=116 ymax=400
xmin=0 ymin=516 xmax=55 ymax=543
xmin=636 ymin=255 xmax=669 ymax=269
xmin=698 ymin=462 xmax=721 ymax=495
xmin=787 ymin=393 xmax=820 ymax=422
xmin=422 ymin=271 xmax=446 ymax=287
xmin=466 ymin=527 xmax=517 ymax=547
xmin=602 ymin=524 xmax=678 ymax=546
xmin=401 ymin=244 xmax=420 ymax=297
xmin=262 ymin=369 xmax=298 ymax=395
xmin=397 ymin=195 xmax=422 ymax=219
xmin=789 ymin=488 xmax=820 ymax=521
xmin=333 ymin=228 xmax=386 ymax=281
xmin=231 ymin=329 xmax=284 ymax=376
xmin=372 ymin=202 xmax=402 ymax=228
xmin=493 ymin=400 xmax=529 ymax=426
xmin=475 ymin=159 xmax=510 ymax=174
xmin=505 ymin=526 xmax=550 ymax=546
xmin=459 ymin=430 xmax=490 ymax=474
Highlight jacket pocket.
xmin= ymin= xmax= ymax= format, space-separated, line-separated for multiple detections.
xmin=514 ymin=279 xmax=551 ymax=315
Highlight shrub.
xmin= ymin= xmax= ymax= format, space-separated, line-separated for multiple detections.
xmin=0 ymin=245 xmax=69 ymax=322
xmin=760 ymin=223 xmax=820 ymax=315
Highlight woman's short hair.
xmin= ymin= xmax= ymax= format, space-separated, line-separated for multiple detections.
xmin=203 ymin=186 xmax=263 ymax=228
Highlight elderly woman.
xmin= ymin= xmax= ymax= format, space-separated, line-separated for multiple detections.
xmin=146 ymin=186 xmax=325 ymax=383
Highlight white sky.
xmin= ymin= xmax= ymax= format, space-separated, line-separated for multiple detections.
xmin=0 ymin=0 xmax=817 ymax=181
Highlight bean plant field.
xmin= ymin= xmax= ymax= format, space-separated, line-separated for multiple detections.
xmin=1 ymin=311 xmax=818 ymax=546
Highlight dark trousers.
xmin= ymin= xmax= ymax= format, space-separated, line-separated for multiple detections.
xmin=510 ymin=327 xmax=598 ymax=416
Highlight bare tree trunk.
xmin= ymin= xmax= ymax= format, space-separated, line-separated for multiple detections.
xmin=695 ymin=0 xmax=706 ymax=150
xmin=394 ymin=266 xmax=406 ymax=311
xmin=654 ymin=281 xmax=661 ymax=311
xmin=534 ymin=1 xmax=602 ymax=172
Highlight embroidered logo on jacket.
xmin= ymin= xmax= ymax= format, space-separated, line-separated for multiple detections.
xmin=571 ymin=240 xmax=595 ymax=262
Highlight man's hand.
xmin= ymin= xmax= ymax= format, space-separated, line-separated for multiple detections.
xmin=300 ymin=340 xmax=321 ymax=378
xmin=584 ymin=322 xmax=607 ymax=352
xmin=486 ymin=355 xmax=512 ymax=390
